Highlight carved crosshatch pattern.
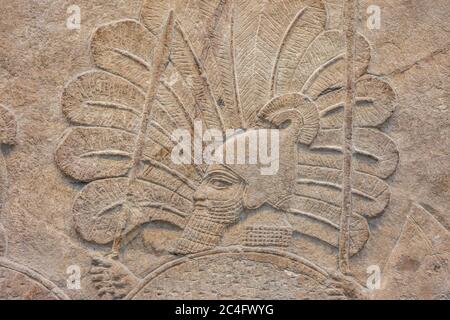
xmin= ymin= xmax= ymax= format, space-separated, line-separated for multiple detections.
xmin=0 ymin=0 xmax=448 ymax=300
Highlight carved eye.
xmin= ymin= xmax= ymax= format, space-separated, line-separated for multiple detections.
xmin=209 ymin=178 xmax=232 ymax=189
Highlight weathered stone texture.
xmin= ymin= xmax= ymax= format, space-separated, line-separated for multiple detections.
xmin=0 ymin=0 xmax=448 ymax=299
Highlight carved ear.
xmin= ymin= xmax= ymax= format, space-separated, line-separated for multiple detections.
xmin=257 ymin=93 xmax=319 ymax=145
xmin=242 ymin=185 xmax=267 ymax=210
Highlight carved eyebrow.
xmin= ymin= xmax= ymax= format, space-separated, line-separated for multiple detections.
xmin=205 ymin=169 xmax=241 ymax=183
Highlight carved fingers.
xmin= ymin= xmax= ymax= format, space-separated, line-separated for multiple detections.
xmin=90 ymin=255 xmax=138 ymax=300
xmin=324 ymin=270 xmax=367 ymax=300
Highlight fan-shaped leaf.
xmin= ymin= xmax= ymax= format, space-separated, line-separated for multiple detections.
xmin=91 ymin=20 xmax=156 ymax=89
xmin=234 ymin=0 xmax=327 ymax=126
xmin=308 ymin=128 xmax=399 ymax=179
xmin=286 ymin=209 xmax=368 ymax=256
xmin=62 ymin=71 xmax=144 ymax=132
xmin=275 ymin=30 xmax=370 ymax=98
xmin=141 ymin=0 xmax=234 ymax=128
xmin=73 ymin=178 xmax=192 ymax=244
xmin=55 ymin=12 xmax=204 ymax=246
xmin=56 ymin=127 xmax=134 ymax=182
xmin=296 ymin=168 xmax=390 ymax=218
xmin=317 ymin=76 xmax=397 ymax=129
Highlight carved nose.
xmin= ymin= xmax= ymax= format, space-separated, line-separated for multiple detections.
xmin=193 ymin=189 xmax=207 ymax=202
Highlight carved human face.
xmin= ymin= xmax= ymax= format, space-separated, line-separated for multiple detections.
xmin=193 ymin=164 xmax=245 ymax=223
xmin=174 ymin=164 xmax=245 ymax=254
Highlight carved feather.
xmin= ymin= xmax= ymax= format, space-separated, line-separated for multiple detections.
xmin=233 ymin=0 xmax=327 ymax=126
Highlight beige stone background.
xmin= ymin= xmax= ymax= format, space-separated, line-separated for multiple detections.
xmin=0 ymin=0 xmax=448 ymax=299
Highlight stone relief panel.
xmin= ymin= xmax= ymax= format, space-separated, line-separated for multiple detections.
xmin=0 ymin=0 xmax=448 ymax=300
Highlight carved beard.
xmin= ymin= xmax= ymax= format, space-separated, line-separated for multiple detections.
xmin=173 ymin=195 xmax=244 ymax=255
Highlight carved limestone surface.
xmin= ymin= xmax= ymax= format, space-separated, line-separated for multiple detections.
xmin=0 ymin=0 xmax=448 ymax=300
xmin=0 ymin=104 xmax=69 ymax=300
xmin=0 ymin=258 xmax=69 ymax=300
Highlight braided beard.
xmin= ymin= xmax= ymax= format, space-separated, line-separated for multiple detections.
xmin=174 ymin=194 xmax=244 ymax=255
